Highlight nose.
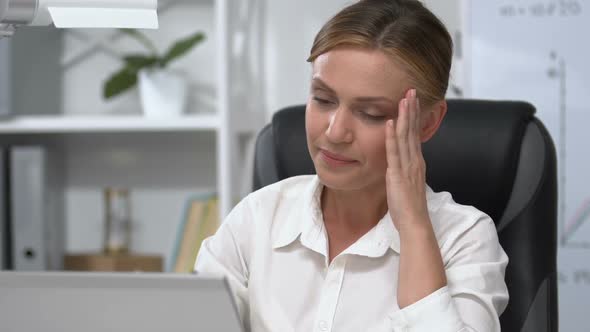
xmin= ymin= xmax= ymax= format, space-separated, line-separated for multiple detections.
xmin=326 ymin=106 xmax=353 ymax=144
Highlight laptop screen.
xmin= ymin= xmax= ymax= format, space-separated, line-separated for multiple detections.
xmin=0 ymin=271 xmax=243 ymax=332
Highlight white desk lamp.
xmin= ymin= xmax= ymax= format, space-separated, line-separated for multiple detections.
xmin=0 ymin=0 xmax=158 ymax=37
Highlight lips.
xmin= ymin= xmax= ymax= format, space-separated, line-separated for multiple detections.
xmin=318 ymin=149 xmax=357 ymax=168
xmin=320 ymin=149 xmax=355 ymax=162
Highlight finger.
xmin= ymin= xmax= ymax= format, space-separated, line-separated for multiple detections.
xmin=386 ymin=119 xmax=401 ymax=170
xmin=396 ymin=96 xmax=410 ymax=168
xmin=413 ymin=92 xmax=422 ymax=133
xmin=408 ymin=90 xmax=422 ymax=160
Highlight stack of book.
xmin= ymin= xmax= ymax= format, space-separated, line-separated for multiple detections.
xmin=169 ymin=193 xmax=219 ymax=273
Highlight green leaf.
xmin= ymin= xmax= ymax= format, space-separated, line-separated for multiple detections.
xmin=118 ymin=28 xmax=139 ymax=37
xmin=103 ymin=66 xmax=138 ymax=99
xmin=119 ymin=28 xmax=159 ymax=55
xmin=161 ymin=32 xmax=205 ymax=67
xmin=124 ymin=54 xmax=159 ymax=69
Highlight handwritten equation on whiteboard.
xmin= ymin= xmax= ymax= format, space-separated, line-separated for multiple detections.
xmin=499 ymin=1 xmax=583 ymax=18
xmin=560 ymin=269 xmax=590 ymax=285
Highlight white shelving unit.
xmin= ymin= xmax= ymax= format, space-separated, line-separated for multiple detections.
xmin=0 ymin=0 xmax=266 ymax=267
xmin=0 ymin=112 xmax=261 ymax=136
xmin=0 ymin=114 xmax=221 ymax=133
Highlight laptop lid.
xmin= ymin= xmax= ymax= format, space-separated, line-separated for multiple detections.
xmin=0 ymin=271 xmax=244 ymax=332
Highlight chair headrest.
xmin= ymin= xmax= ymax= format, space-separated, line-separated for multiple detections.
xmin=270 ymin=105 xmax=316 ymax=180
xmin=422 ymin=99 xmax=535 ymax=222
xmin=269 ymin=100 xmax=536 ymax=222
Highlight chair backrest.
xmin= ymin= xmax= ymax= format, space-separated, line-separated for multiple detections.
xmin=253 ymin=100 xmax=558 ymax=332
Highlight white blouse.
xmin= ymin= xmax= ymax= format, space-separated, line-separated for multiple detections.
xmin=194 ymin=175 xmax=509 ymax=332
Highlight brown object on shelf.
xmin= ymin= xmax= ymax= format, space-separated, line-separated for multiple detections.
xmin=103 ymin=188 xmax=132 ymax=254
xmin=64 ymin=253 xmax=163 ymax=272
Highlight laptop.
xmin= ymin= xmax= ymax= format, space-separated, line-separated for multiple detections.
xmin=0 ymin=271 xmax=244 ymax=332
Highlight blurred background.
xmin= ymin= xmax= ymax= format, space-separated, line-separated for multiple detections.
xmin=0 ymin=1 xmax=587 ymax=330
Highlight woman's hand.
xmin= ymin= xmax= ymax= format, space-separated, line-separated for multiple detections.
xmin=387 ymin=89 xmax=447 ymax=308
xmin=385 ymin=88 xmax=430 ymax=231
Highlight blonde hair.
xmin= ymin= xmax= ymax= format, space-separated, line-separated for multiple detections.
xmin=308 ymin=0 xmax=453 ymax=107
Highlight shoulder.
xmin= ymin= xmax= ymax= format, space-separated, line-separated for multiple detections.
xmin=426 ymin=187 xmax=502 ymax=261
xmin=245 ymin=175 xmax=316 ymax=209
xmin=427 ymin=188 xmax=492 ymax=227
xmin=223 ymin=175 xmax=316 ymax=229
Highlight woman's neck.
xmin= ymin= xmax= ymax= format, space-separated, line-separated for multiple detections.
xmin=321 ymin=183 xmax=389 ymax=234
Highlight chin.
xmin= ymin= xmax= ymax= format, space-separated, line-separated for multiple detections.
xmin=315 ymin=165 xmax=364 ymax=191
xmin=313 ymin=156 xmax=386 ymax=193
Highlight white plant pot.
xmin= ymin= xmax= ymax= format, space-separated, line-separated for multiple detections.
xmin=138 ymin=68 xmax=188 ymax=117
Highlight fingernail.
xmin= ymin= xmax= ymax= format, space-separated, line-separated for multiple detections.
xmin=411 ymin=89 xmax=416 ymax=98
xmin=403 ymin=99 xmax=409 ymax=108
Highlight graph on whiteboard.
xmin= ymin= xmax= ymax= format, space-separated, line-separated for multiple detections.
xmin=544 ymin=49 xmax=590 ymax=248
xmin=465 ymin=1 xmax=588 ymax=330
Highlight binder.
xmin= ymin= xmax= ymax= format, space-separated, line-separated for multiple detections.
xmin=10 ymin=146 xmax=64 ymax=270
xmin=0 ymin=39 xmax=11 ymax=118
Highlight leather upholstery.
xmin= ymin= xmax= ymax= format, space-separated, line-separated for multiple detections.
xmin=252 ymin=100 xmax=558 ymax=332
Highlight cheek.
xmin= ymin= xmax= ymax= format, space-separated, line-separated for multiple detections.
xmin=305 ymin=104 xmax=327 ymax=141
xmin=360 ymin=129 xmax=388 ymax=167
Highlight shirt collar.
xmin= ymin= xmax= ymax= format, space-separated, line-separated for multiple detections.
xmin=271 ymin=176 xmax=321 ymax=250
xmin=271 ymin=175 xmax=438 ymax=256
xmin=342 ymin=213 xmax=400 ymax=257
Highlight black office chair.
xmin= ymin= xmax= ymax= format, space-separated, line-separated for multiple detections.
xmin=253 ymin=100 xmax=558 ymax=332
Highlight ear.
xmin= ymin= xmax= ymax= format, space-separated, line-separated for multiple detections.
xmin=419 ymin=100 xmax=447 ymax=143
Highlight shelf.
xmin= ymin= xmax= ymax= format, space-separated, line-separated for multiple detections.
xmin=0 ymin=114 xmax=221 ymax=134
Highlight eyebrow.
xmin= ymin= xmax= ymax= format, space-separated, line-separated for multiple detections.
xmin=311 ymin=77 xmax=396 ymax=105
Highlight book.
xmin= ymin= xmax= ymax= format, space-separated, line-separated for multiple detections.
xmin=169 ymin=193 xmax=219 ymax=273
xmin=172 ymin=199 xmax=208 ymax=273
xmin=189 ymin=198 xmax=219 ymax=268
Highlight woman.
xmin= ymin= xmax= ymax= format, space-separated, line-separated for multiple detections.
xmin=195 ymin=1 xmax=509 ymax=331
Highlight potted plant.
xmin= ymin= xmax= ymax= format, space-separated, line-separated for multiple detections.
xmin=103 ymin=29 xmax=206 ymax=117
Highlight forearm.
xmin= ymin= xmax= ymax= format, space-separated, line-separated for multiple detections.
xmin=397 ymin=219 xmax=447 ymax=309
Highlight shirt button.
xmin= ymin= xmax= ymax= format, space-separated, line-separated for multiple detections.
xmin=318 ymin=320 xmax=329 ymax=331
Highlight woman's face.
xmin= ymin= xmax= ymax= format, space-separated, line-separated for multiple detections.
xmin=306 ymin=47 xmax=415 ymax=192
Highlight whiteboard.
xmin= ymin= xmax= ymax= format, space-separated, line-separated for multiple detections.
xmin=463 ymin=1 xmax=589 ymax=331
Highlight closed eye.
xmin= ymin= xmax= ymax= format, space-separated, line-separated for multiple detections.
xmin=313 ymin=96 xmax=333 ymax=105
xmin=357 ymin=110 xmax=386 ymax=122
